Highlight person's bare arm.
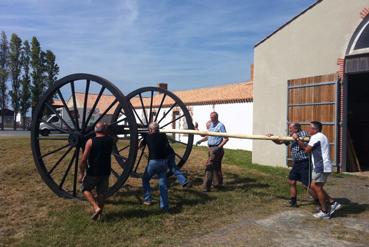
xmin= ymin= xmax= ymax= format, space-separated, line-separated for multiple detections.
xmin=196 ymin=136 xmax=208 ymax=145
xmin=266 ymin=133 xmax=285 ymax=145
xmin=79 ymin=139 xmax=92 ymax=183
xmin=218 ymin=137 xmax=228 ymax=148
xmin=292 ymin=133 xmax=312 ymax=153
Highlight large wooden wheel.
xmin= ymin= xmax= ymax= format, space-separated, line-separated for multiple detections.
xmin=113 ymin=87 xmax=194 ymax=178
xmin=31 ymin=74 xmax=138 ymax=199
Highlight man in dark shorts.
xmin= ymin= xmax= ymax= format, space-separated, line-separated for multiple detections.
xmin=293 ymin=121 xmax=342 ymax=219
xmin=140 ymin=122 xmax=170 ymax=211
xmin=79 ymin=122 xmax=113 ymax=220
xmin=268 ymin=122 xmax=316 ymax=207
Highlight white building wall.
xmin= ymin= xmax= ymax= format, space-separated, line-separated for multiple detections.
xmin=253 ymin=0 xmax=369 ymax=167
xmin=191 ymin=103 xmax=253 ymax=151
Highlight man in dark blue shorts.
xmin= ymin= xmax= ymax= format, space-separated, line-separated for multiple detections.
xmin=79 ymin=122 xmax=113 ymax=220
xmin=269 ymin=122 xmax=316 ymax=207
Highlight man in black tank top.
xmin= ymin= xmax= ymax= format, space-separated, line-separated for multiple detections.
xmin=79 ymin=122 xmax=113 ymax=220
xmin=141 ymin=122 xmax=170 ymax=211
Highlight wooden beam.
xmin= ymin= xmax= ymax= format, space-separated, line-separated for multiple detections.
xmin=159 ymin=129 xmax=309 ymax=142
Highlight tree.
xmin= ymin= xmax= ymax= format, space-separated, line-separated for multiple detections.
xmin=20 ymin=40 xmax=31 ymax=130
xmin=9 ymin=33 xmax=22 ymax=130
xmin=30 ymin=36 xmax=44 ymax=116
xmin=44 ymin=50 xmax=59 ymax=91
xmin=0 ymin=31 xmax=9 ymax=130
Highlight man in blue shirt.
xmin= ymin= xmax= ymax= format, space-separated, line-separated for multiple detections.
xmin=197 ymin=112 xmax=228 ymax=192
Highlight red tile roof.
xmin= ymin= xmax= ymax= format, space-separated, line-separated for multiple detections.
xmin=54 ymin=81 xmax=253 ymax=113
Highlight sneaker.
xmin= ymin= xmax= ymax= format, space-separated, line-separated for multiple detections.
xmin=313 ymin=210 xmax=331 ymax=219
xmin=289 ymin=199 xmax=297 ymax=208
xmin=182 ymin=180 xmax=193 ymax=189
xmin=329 ymin=201 xmax=342 ymax=216
xmin=290 ymin=203 xmax=298 ymax=208
xmin=143 ymin=201 xmax=152 ymax=206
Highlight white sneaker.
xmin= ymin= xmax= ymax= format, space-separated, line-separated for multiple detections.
xmin=330 ymin=201 xmax=342 ymax=216
xmin=313 ymin=210 xmax=331 ymax=219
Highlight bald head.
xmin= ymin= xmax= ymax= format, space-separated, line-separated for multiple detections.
xmin=95 ymin=122 xmax=107 ymax=134
xmin=148 ymin=122 xmax=159 ymax=134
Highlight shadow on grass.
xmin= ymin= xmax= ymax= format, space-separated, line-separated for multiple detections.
xmin=219 ymin=173 xmax=270 ymax=192
xmin=103 ymin=170 xmax=276 ymax=222
xmin=331 ymin=198 xmax=369 ymax=218
xmin=104 ymin=188 xmax=214 ymax=221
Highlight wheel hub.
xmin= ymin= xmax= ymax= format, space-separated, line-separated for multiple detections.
xmin=68 ymin=132 xmax=85 ymax=147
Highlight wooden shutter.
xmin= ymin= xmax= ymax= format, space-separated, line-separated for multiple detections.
xmin=287 ymin=74 xmax=339 ymax=166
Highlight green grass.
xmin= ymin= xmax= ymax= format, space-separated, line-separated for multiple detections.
xmin=1 ymin=138 xmax=309 ymax=246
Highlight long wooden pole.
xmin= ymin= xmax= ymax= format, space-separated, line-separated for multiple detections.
xmin=159 ymin=129 xmax=309 ymax=142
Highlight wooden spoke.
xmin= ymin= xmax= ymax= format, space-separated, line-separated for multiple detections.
xmin=134 ymin=145 xmax=146 ymax=173
xmin=81 ymin=80 xmax=90 ymax=132
xmin=41 ymin=143 xmax=70 ymax=158
xmin=149 ymin=90 xmax=154 ymax=123
xmin=84 ymin=86 xmax=105 ymax=130
xmin=157 ymin=102 xmax=177 ymax=125
xmin=57 ymin=89 xmax=78 ymax=130
xmin=160 ymin=114 xmax=185 ymax=129
xmin=92 ymin=99 xmax=118 ymax=128
xmin=48 ymin=146 xmax=74 ymax=176
xmin=154 ymin=93 xmax=166 ymax=122
xmin=139 ymin=93 xmax=149 ymax=124
xmin=45 ymin=102 xmax=73 ymax=131
xmin=111 ymin=168 xmax=119 ymax=178
xmin=72 ymin=147 xmax=80 ymax=196
xmin=59 ymin=148 xmax=77 ymax=189
xmin=129 ymin=102 xmax=145 ymax=126
xmin=70 ymin=81 xmax=80 ymax=131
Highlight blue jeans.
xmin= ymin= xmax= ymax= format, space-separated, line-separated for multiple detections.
xmin=168 ymin=154 xmax=188 ymax=186
xmin=142 ymin=159 xmax=169 ymax=210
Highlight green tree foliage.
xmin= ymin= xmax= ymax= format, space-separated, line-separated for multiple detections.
xmin=9 ymin=33 xmax=22 ymax=130
xmin=44 ymin=50 xmax=59 ymax=91
xmin=20 ymin=40 xmax=31 ymax=129
xmin=30 ymin=36 xmax=44 ymax=116
xmin=0 ymin=31 xmax=9 ymax=130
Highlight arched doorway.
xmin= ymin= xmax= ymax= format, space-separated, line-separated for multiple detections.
xmin=344 ymin=15 xmax=369 ymax=171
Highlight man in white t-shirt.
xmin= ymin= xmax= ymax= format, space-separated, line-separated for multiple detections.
xmin=293 ymin=121 xmax=342 ymax=219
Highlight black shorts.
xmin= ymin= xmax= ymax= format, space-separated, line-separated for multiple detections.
xmin=288 ymin=159 xmax=310 ymax=187
xmin=81 ymin=175 xmax=109 ymax=194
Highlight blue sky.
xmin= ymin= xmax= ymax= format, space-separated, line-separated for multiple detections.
xmin=0 ymin=0 xmax=314 ymax=93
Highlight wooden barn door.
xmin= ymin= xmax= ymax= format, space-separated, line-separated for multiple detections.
xmin=287 ymin=74 xmax=339 ymax=169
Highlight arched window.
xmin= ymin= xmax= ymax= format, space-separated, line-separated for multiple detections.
xmin=354 ymin=22 xmax=369 ymax=50
xmin=347 ymin=16 xmax=369 ymax=55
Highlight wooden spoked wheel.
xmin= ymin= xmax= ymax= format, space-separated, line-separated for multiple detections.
xmin=31 ymin=73 xmax=138 ymax=199
xmin=112 ymin=87 xmax=194 ymax=178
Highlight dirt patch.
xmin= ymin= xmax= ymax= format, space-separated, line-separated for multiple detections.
xmin=182 ymin=174 xmax=369 ymax=247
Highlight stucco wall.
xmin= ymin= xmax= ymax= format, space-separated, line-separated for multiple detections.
xmin=252 ymin=0 xmax=368 ymax=167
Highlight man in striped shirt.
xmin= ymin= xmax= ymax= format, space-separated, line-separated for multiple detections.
xmin=269 ymin=122 xmax=315 ymax=207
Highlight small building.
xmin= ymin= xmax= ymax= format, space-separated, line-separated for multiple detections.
xmin=252 ymin=0 xmax=369 ymax=171
xmin=0 ymin=109 xmax=15 ymax=128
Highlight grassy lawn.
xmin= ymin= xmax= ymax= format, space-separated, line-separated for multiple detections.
xmin=1 ymin=137 xmax=308 ymax=246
